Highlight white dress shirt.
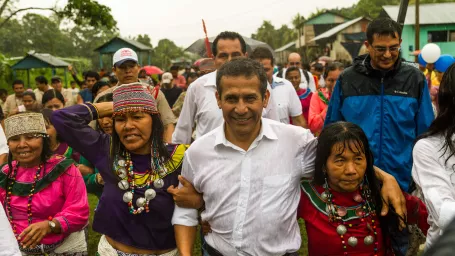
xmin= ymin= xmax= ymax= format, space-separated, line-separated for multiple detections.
xmin=271 ymin=77 xmax=303 ymax=124
xmin=277 ymin=68 xmax=316 ymax=92
xmin=172 ymin=71 xmax=280 ymax=144
xmin=0 ymin=202 xmax=21 ymax=256
xmin=172 ymin=118 xmax=317 ymax=255
xmin=0 ymin=125 xmax=8 ymax=155
xmin=412 ymin=135 xmax=455 ymax=248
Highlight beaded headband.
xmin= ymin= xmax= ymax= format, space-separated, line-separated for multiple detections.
xmin=112 ymin=82 xmax=159 ymax=117
xmin=4 ymin=113 xmax=47 ymax=140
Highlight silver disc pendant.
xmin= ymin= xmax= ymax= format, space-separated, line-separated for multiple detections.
xmin=136 ymin=197 xmax=146 ymax=208
xmin=364 ymin=235 xmax=374 ymax=245
xmin=144 ymin=189 xmax=156 ymax=200
xmin=154 ymin=179 xmax=164 ymax=189
xmin=122 ymin=191 xmax=133 ymax=203
xmin=321 ymin=192 xmax=328 ymax=201
xmin=118 ymin=159 xmax=126 ymax=167
xmin=117 ymin=168 xmax=127 ymax=179
xmin=337 ymin=207 xmax=347 ymax=217
xmin=348 ymin=236 xmax=358 ymax=247
xmin=118 ymin=180 xmax=129 ymax=190
xmin=336 ymin=224 xmax=347 ymax=235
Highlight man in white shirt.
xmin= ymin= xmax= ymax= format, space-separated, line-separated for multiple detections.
xmin=51 ymin=76 xmax=76 ymax=107
xmin=171 ymin=58 xmax=406 ymax=256
xmin=276 ymin=52 xmax=316 ymax=92
xmin=34 ymin=76 xmax=53 ymax=104
xmin=0 ymin=202 xmax=20 ymax=256
xmin=3 ymin=80 xmax=25 ymax=117
xmin=251 ymin=47 xmax=307 ymax=127
xmin=172 ymin=31 xmax=279 ymax=144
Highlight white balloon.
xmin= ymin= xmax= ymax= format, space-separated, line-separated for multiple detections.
xmin=421 ymin=43 xmax=441 ymax=64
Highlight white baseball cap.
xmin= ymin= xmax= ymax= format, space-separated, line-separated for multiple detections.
xmin=161 ymin=72 xmax=173 ymax=84
xmin=113 ymin=48 xmax=138 ymax=67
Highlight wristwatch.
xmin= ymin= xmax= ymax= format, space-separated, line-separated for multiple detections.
xmin=48 ymin=220 xmax=56 ymax=232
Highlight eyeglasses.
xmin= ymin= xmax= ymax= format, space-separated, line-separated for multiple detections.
xmin=289 ymin=62 xmax=300 ymax=66
xmin=372 ymin=46 xmax=401 ymax=55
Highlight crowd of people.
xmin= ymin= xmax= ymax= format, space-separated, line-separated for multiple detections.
xmin=0 ymin=16 xmax=455 ymax=256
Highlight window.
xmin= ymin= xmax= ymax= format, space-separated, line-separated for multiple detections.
xmin=428 ymin=31 xmax=448 ymax=43
xmin=450 ymin=31 xmax=455 ymax=42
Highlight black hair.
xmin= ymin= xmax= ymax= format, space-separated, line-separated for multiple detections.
xmin=110 ymin=113 xmax=171 ymax=177
xmin=314 ymin=122 xmax=406 ymax=256
xmin=84 ymin=71 xmax=100 ymax=81
xmin=186 ymin=72 xmax=199 ymax=83
xmin=138 ymin=69 xmax=147 ymax=78
xmin=366 ymin=17 xmax=402 ymax=45
xmin=216 ymin=58 xmax=267 ymax=99
xmin=417 ymin=63 xmax=455 ymax=167
xmin=12 ymin=79 xmax=24 ymax=88
xmin=285 ymin=66 xmax=301 ymax=78
xmin=70 ymin=81 xmax=76 ymax=84
xmin=212 ymin=31 xmax=247 ymax=57
xmin=91 ymin=81 xmax=110 ymax=96
xmin=35 ymin=76 xmax=48 ymax=85
xmin=109 ymin=75 xmax=118 ymax=85
xmin=250 ymin=46 xmax=274 ymax=66
xmin=170 ymin=65 xmax=179 ymax=71
xmin=42 ymin=89 xmax=65 ymax=106
xmin=323 ymin=62 xmax=345 ymax=79
xmin=313 ymin=63 xmax=324 ymax=73
xmin=94 ymin=93 xmax=113 ymax=133
xmin=0 ymin=88 xmax=7 ymax=96
xmin=22 ymin=91 xmax=36 ymax=101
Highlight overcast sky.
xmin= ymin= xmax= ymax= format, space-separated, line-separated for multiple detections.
xmin=17 ymin=0 xmax=359 ymax=48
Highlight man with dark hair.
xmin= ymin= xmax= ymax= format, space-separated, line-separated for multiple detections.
xmin=250 ymin=47 xmax=307 ymax=127
xmin=34 ymin=76 xmax=52 ymax=105
xmin=172 ymin=31 xmax=279 ymax=144
xmin=172 ymin=58 xmax=406 ymax=255
xmin=161 ymin=72 xmax=183 ymax=107
xmin=325 ymin=17 xmax=434 ymax=191
xmin=170 ymin=65 xmax=187 ymax=89
xmin=4 ymin=80 xmax=25 ymax=116
xmin=0 ymin=88 xmax=7 ymax=112
xmin=52 ymin=76 xmax=75 ymax=107
xmin=77 ymin=71 xmax=100 ymax=103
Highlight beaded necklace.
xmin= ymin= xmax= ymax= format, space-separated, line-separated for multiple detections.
xmin=322 ymin=181 xmax=379 ymax=255
xmin=5 ymin=164 xmax=42 ymax=238
xmin=115 ymin=149 xmax=165 ymax=215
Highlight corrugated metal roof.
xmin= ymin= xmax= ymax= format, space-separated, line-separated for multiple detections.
xmin=275 ymin=42 xmax=296 ymax=52
xmin=382 ymin=3 xmax=455 ymax=25
xmin=311 ymin=17 xmax=365 ymax=42
xmin=32 ymin=53 xmax=70 ymax=67
xmin=94 ymin=37 xmax=152 ymax=52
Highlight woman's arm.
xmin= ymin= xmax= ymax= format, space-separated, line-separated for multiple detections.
xmin=51 ymin=103 xmax=112 ymax=168
xmin=308 ymin=93 xmax=325 ymax=134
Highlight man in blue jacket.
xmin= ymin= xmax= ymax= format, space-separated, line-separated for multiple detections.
xmin=325 ymin=17 xmax=434 ymax=191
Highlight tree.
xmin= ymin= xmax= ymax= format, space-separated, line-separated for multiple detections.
xmin=136 ymin=34 xmax=153 ymax=48
xmin=252 ymin=21 xmax=296 ymax=49
xmin=153 ymin=39 xmax=183 ymax=69
xmin=0 ymin=0 xmax=117 ymax=30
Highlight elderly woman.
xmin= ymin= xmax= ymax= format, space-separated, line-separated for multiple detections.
xmin=300 ymin=122 xmax=428 ymax=255
xmin=52 ymin=83 xmax=187 ymax=255
xmin=0 ymin=112 xmax=89 ymax=255
xmin=412 ymin=63 xmax=455 ymax=249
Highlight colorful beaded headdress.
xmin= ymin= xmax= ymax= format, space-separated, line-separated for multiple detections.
xmin=112 ymin=83 xmax=159 ymax=117
xmin=4 ymin=113 xmax=47 ymax=140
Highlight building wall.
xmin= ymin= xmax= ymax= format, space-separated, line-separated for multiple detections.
xmin=401 ymin=23 xmax=455 ymax=61
xmin=305 ymin=13 xmax=347 ymax=25
xmin=328 ymin=19 xmax=370 ymax=62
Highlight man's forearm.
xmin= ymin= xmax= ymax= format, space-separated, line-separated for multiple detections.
xmin=175 ymin=225 xmax=197 ymax=256
xmin=292 ymin=115 xmax=308 ymax=129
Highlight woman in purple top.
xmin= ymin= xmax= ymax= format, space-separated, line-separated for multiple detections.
xmin=52 ymin=83 xmax=187 ymax=256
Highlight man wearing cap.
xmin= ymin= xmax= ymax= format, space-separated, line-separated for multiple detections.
xmin=51 ymin=76 xmax=76 ymax=107
xmin=161 ymin=72 xmax=183 ymax=107
xmin=94 ymin=48 xmax=177 ymax=143
xmin=172 ymin=31 xmax=280 ymax=144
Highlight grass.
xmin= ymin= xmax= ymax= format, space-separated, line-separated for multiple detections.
xmin=87 ymin=194 xmax=308 ymax=255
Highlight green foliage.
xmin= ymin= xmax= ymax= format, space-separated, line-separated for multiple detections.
xmin=136 ymin=34 xmax=153 ymax=48
xmin=152 ymin=39 xmax=184 ymax=70
xmin=251 ymin=20 xmax=296 ymax=49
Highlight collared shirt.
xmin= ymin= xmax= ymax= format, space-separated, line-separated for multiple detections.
xmin=0 ymin=202 xmax=21 ymax=256
xmin=412 ymin=135 xmax=455 ymax=248
xmin=3 ymin=94 xmax=22 ymax=116
xmin=33 ymin=85 xmax=53 ymax=105
xmin=172 ymin=71 xmax=280 ymax=144
xmin=172 ymin=118 xmax=317 ymax=255
xmin=271 ymin=77 xmax=303 ymax=124
xmin=61 ymin=88 xmax=76 ymax=107
xmin=277 ymin=68 xmax=316 ymax=92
